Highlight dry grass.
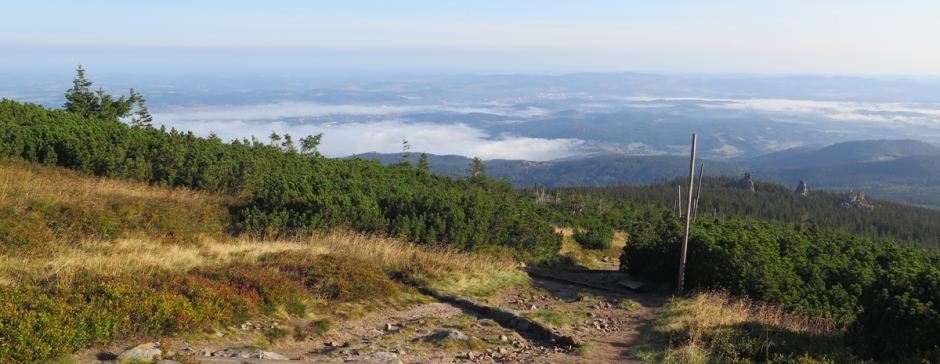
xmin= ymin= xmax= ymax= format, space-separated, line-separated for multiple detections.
xmin=650 ymin=291 xmax=845 ymax=364
xmin=0 ymin=231 xmax=527 ymax=296
xmin=0 ymin=158 xmax=228 ymax=208
xmin=659 ymin=291 xmax=836 ymax=338
xmin=0 ymin=158 xmax=527 ymax=296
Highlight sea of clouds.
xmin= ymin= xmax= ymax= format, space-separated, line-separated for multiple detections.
xmin=151 ymin=103 xmax=579 ymax=160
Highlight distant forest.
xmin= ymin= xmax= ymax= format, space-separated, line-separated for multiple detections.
xmin=532 ymin=176 xmax=940 ymax=252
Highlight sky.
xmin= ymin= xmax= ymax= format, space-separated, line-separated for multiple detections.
xmin=4 ymin=1 xmax=940 ymax=76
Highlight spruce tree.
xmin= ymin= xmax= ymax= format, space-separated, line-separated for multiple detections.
xmin=468 ymin=157 xmax=486 ymax=178
xmin=64 ymin=65 xmax=99 ymax=117
xmin=130 ymin=89 xmax=153 ymax=127
xmin=418 ymin=152 xmax=431 ymax=172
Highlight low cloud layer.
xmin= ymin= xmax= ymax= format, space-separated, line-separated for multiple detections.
xmin=152 ymin=117 xmax=583 ymax=161
xmin=627 ymin=97 xmax=940 ymax=126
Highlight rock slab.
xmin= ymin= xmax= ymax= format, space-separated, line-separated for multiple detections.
xmin=425 ymin=329 xmax=470 ymax=342
xmin=211 ymin=348 xmax=289 ymax=360
xmin=118 ymin=342 xmax=162 ymax=362
xmin=353 ymin=351 xmax=403 ymax=364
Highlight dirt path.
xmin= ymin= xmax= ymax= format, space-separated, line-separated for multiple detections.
xmin=78 ymin=271 xmax=667 ymax=363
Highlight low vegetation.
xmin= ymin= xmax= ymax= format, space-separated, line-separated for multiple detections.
xmin=644 ymin=291 xmax=852 ymax=364
xmin=0 ymin=158 xmax=527 ymax=363
xmin=534 ymin=175 xmax=940 ymax=252
xmin=623 ymin=210 xmax=940 ymax=362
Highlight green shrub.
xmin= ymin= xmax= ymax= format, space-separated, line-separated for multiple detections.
xmin=573 ymin=223 xmax=614 ymax=250
xmin=620 ymin=208 xmax=940 ymax=361
xmin=0 ymin=98 xmax=561 ymax=262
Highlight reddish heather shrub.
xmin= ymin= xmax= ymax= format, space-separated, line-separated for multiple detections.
xmin=258 ymin=251 xmax=402 ymax=302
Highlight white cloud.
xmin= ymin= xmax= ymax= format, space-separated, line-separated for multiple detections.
xmin=152 ymin=117 xmax=583 ymax=161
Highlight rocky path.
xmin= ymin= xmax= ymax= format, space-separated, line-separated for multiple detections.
xmin=79 ymin=271 xmax=667 ymax=364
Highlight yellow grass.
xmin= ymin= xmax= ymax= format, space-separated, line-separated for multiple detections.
xmin=0 ymin=158 xmax=228 ymax=209
xmin=655 ymin=291 xmax=839 ymax=364
xmin=0 ymin=230 xmax=527 ymax=296
xmin=660 ymin=291 xmax=835 ymax=337
xmin=0 ymin=158 xmax=527 ymax=296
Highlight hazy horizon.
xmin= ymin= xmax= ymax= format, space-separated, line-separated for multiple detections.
xmin=5 ymin=1 xmax=940 ymax=76
xmin=5 ymin=2 xmax=940 ymax=161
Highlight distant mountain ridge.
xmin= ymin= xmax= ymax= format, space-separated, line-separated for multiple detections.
xmin=743 ymin=139 xmax=940 ymax=168
xmin=345 ymin=139 xmax=940 ymax=209
xmin=346 ymin=152 xmax=745 ymax=187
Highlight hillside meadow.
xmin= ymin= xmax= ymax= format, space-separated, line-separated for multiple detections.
xmin=0 ymin=158 xmax=528 ymax=362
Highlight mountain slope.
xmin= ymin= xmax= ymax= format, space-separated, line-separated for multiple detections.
xmin=746 ymin=139 xmax=940 ymax=168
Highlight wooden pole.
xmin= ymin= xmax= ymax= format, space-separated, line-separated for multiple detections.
xmin=692 ymin=163 xmax=704 ymax=220
xmin=678 ymin=134 xmax=697 ymax=296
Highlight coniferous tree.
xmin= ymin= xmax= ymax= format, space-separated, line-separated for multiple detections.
xmin=63 ymin=65 xmax=98 ymax=117
xmin=401 ymin=138 xmax=411 ymax=166
xmin=468 ymin=157 xmax=486 ymax=179
xmin=300 ymin=133 xmax=323 ymax=157
xmin=418 ymin=152 xmax=431 ymax=172
xmin=269 ymin=132 xmax=282 ymax=147
xmin=282 ymin=133 xmax=296 ymax=153
xmin=63 ymin=65 xmax=138 ymax=120
xmin=130 ymin=89 xmax=153 ymax=127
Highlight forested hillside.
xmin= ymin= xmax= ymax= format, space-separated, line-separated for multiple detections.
xmin=352 ymin=152 xmax=746 ymax=187
xmin=354 ymin=139 xmax=940 ymax=210
xmin=738 ymin=139 xmax=940 ymax=168
xmin=530 ymin=178 xmax=940 ymax=361
xmin=533 ymin=176 xmax=940 ymax=251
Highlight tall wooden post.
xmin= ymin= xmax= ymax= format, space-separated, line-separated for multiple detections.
xmin=678 ymin=134 xmax=697 ymax=296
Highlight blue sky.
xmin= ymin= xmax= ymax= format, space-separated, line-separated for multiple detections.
xmin=3 ymin=1 xmax=940 ymax=76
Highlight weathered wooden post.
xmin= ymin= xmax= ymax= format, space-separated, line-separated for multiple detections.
xmin=678 ymin=134 xmax=697 ymax=296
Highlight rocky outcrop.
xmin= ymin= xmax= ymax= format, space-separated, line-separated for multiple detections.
xmin=795 ymin=180 xmax=808 ymax=196
xmin=839 ymin=189 xmax=874 ymax=212
xmin=737 ymin=173 xmax=755 ymax=192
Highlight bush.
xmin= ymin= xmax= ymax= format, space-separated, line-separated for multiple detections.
xmin=0 ymin=98 xmax=562 ymax=262
xmin=573 ymin=222 xmax=614 ymax=250
xmin=257 ymin=252 xmax=401 ymax=302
